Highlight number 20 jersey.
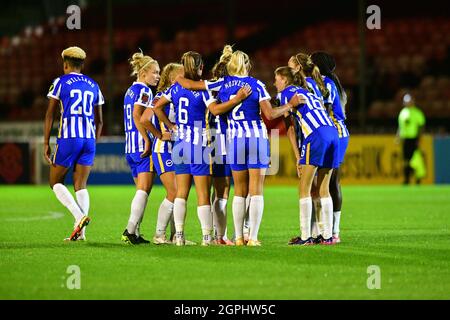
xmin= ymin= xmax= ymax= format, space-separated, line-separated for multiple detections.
xmin=47 ymin=72 xmax=104 ymax=141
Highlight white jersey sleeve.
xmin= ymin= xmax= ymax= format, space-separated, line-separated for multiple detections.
xmin=205 ymin=78 xmax=225 ymax=92
xmin=47 ymin=78 xmax=62 ymax=100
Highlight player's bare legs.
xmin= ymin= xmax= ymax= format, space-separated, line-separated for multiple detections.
xmin=49 ymin=164 xmax=70 ymax=188
xmin=317 ymin=168 xmax=334 ymax=244
xmin=231 ymin=170 xmax=249 ymax=245
xmin=73 ymin=164 xmax=92 ymax=240
xmin=173 ymin=174 xmax=192 ymax=245
xmin=193 ymin=175 xmax=212 ymax=245
xmin=212 ymin=177 xmax=232 ymax=244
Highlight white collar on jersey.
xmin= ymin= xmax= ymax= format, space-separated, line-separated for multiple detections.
xmin=133 ymin=81 xmax=149 ymax=87
xmin=69 ymin=72 xmax=83 ymax=75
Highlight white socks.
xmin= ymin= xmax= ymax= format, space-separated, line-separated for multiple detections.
xmin=333 ymin=211 xmax=341 ymax=236
xmin=299 ymin=197 xmax=312 ymax=240
xmin=156 ymin=198 xmax=174 ymax=237
xmin=312 ymin=197 xmax=321 ymax=238
xmin=173 ymin=198 xmax=187 ymax=237
xmin=232 ymin=196 xmax=246 ymax=239
xmin=75 ymin=189 xmax=89 ymax=237
xmin=197 ymin=205 xmax=212 ymax=240
xmin=127 ymin=190 xmax=148 ymax=235
xmin=249 ymin=195 xmax=264 ymax=241
xmin=53 ymin=183 xmax=84 ymax=223
xmin=320 ymin=197 xmax=334 ymax=239
xmin=212 ymin=198 xmax=227 ymax=239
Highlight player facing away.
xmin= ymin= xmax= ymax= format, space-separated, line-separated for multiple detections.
xmin=175 ymin=47 xmax=253 ymax=245
xmin=311 ymin=51 xmax=350 ymax=244
xmin=152 ymin=51 xmax=251 ymax=246
xmin=288 ymin=52 xmax=330 ymax=241
xmin=207 ymin=46 xmax=235 ymax=245
xmin=121 ymin=51 xmax=165 ymax=245
xmin=44 ymin=47 xmax=104 ymax=241
xmin=274 ymin=67 xmax=339 ymax=245
xmin=176 ymin=47 xmax=299 ymax=246
xmin=140 ymin=63 xmax=195 ymax=245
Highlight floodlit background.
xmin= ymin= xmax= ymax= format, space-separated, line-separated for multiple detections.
xmin=1 ymin=0 xmax=449 ymax=185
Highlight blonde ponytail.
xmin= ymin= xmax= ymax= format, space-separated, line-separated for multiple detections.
xmin=312 ymin=65 xmax=329 ymax=99
xmin=211 ymin=44 xmax=233 ymax=79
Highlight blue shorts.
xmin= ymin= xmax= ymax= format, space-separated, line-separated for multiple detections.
xmin=152 ymin=151 xmax=174 ymax=176
xmin=126 ymin=152 xmax=153 ymax=178
xmin=227 ymin=136 xmax=270 ymax=171
xmin=338 ymin=136 xmax=349 ymax=165
xmin=53 ymin=138 xmax=95 ymax=168
xmin=212 ymin=155 xmax=232 ymax=177
xmin=299 ymin=126 xmax=339 ymax=169
xmin=172 ymin=140 xmax=212 ymax=176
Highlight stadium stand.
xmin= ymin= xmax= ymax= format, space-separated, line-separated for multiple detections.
xmin=0 ymin=2 xmax=449 ymax=134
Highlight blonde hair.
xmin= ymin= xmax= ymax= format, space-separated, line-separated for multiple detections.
xmin=129 ymin=50 xmax=158 ymax=77
xmin=181 ymin=51 xmax=203 ymax=81
xmin=290 ymin=53 xmax=329 ymax=98
xmin=157 ymin=63 xmax=184 ymax=92
xmin=227 ymin=50 xmax=251 ymax=76
xmin=61 ymin=46 xmax=86 ymax=69
xmin=61 ymin=46 xmax=86 ymax=60
xmin=211 ymin=45 xmax=233 ymax=79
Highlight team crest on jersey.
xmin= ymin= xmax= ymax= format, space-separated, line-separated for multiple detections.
xmin=166 ymin=159 xmax=173 ymax=167
xmin=141 ymin=93 xmax=150 ymax=103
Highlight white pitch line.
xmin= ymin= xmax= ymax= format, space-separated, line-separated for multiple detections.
xmin=4 ymin=211 xmax=65 ymax=222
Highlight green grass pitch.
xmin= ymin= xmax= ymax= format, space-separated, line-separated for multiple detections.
xmin=0 ymin=185 xmax=449 ymax=299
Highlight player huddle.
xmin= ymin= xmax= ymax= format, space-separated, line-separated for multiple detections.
xmin=44 ymin=45 xmax=349 ymax=247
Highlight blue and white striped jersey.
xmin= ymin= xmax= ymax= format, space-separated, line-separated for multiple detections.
xmin=209 ymin=113 xmax=228 ymax=156
xmin=279 ymin=85 xmax=336 ymax=139
xmin=205 ymin=75 xmax=270 ymax=139
xmin=151 ymin=92 xmax=176 ymax=153
xmin=163 ymin=83 xmax=213 ymax=146
xmin=123 ymin=82 xmax=153 ymax=154
xmin=47 ymin=72 xmax=104 ymax=140
xmin=306 ymin=77 xmax=323 ymax=102
xmin=323 ymin=76 xmax=349 ymax=138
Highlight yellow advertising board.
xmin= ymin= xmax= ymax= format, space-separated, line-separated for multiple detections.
xmin=265 ymin=135 xmax=434 ymax=185
xmin=340 ymin=135 xmax=434 ymax=184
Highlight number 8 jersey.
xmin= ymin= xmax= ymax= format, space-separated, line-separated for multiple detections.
xmin=47 ymin=72 xmax=104 ymax=141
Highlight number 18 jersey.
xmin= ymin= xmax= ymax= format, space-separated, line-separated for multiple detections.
xmin=278 ymin=85 xmax=335 ymax=139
